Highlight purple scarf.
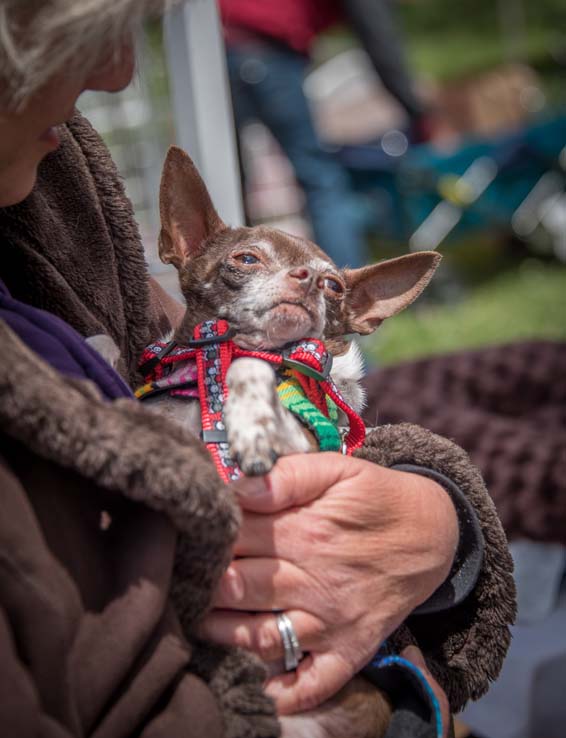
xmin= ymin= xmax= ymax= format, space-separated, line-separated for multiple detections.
xmin=0 ymin=279 xmax=132 ymax=401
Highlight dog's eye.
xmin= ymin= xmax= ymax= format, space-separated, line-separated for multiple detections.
xmin=234 ymin=253 xmax=260 ymax=265
xmin=324 ymin=277 xmax=344 ymax=295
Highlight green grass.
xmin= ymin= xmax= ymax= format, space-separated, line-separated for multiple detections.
xmin=407 ymin=28 xmax=554 ymax=81
xmin=368 ymin=261 xmax=566 ymax=365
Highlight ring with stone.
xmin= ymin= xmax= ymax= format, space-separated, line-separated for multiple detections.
xmin=275 ymin=612 xmax=303 ymax=671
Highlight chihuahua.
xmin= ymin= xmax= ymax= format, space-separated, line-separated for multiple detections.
xmin=89 ymin=146 xmax=440 ymax=738
xmin=152 ymin=147 xmax=440 ymax=482
xmin=156 ymin=147 xmax=440 ymax=738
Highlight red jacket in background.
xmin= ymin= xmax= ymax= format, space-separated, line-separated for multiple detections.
xmin=219 ymin=0 xmax=343 ymax=54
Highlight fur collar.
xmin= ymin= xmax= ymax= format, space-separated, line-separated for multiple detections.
xmin=0 ymin=319 xmax=239 ymax=630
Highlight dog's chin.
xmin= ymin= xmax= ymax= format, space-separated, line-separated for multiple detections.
xmin=234 ymin=303 xmax=322 ymax=350
xmin=266 ymin=302 xmax=321 ymax=346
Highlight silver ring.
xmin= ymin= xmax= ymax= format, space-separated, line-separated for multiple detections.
xmin=275 ymin=612 xmax=303 ymax=671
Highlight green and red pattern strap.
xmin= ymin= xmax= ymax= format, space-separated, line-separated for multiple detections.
xmin=137 ymin=319 xmax=366 ymax=482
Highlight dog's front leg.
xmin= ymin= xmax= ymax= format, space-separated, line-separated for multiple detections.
xmin=225 ymin=358 xmax=311 ymax=476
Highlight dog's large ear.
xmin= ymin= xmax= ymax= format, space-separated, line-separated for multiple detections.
xmin=344 ymin=252 xmax=441 ymax=334
xmin=158 ymin=146 xmax=225 ymax=269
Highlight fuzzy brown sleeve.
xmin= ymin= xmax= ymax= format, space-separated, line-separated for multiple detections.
xmin=0 ymin=319 xmax=237 ymax=625
xmin=355 ymin=423 xmax=517 ymax=712
xmin=188 ymin=641 xmax=280 ymax=738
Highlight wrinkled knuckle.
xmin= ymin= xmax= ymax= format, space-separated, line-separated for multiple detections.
xmin=309 ymin=618 xmax=327 ymax=645
xmin=231 ymin=627 xmax=253 ymax=651
xmin=335 ymin=592 xmax=366 ymax=624
xmin=305 ymin=580 xmax=342 ymax=626
xmin=253 ymin=621 xmax=282 ymax=660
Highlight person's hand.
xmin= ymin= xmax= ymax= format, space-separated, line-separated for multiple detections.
xmin=200 ymin=453 xmax=458 ymax=714
xmin=401 ymin=646 xmax=451 ymax=738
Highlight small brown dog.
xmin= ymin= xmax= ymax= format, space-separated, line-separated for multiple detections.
xmin=153 ymin=147 xmax=440 ymax=481
xmin=90 ymin=146 xmax=440 ymax=738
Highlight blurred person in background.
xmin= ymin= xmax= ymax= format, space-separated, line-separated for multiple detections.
xmin=219 ymin=0 xmax=429 ymax=268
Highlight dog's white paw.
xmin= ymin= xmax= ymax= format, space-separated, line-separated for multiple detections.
xmin=225 ymin=358 xmax=309 ymax=476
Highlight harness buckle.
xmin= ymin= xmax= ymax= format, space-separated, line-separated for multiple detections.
xmin=201 ymin=429 xmax=229 ymax=444
xmin=188 ymin=325 xmax=236 ymax=347
xmin=282 ymin=348 xmax=333 ymax=383
xmin=138 ymin=339 xmax=178 ymax=376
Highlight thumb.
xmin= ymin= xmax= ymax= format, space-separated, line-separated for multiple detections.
xmin=232 ymin=452 xmax=359 ymax=513
xmin=266 ymin=651 xmax=353 ymax=714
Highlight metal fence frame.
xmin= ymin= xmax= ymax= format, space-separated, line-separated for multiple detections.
xmin=164 ymin=0 xmax=244 ymax=228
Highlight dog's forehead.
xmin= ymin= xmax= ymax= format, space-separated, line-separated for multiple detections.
xmin=249 ymin=227 xmax=336 ymax=272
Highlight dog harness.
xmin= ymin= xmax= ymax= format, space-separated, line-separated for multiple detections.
xmin=136 ymin=319 xmax=365 ymax=482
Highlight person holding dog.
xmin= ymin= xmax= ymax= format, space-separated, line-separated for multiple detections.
xmin=0 ymin=1 xmax=514 ymax=737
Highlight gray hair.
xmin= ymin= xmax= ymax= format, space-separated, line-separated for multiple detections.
xmin=0 ymin=0 xmax=175 ymax=110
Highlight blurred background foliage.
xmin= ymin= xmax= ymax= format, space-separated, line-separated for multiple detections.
xmin=339 ymin=0 xmax=566 ymax=365
xmin=400 ymin=0 xmax=566 ymax=99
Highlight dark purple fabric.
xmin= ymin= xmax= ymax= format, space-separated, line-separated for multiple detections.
xmin=0 ymin=279 xmax=132 ymax=401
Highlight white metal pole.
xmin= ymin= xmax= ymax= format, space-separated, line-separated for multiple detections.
xmin=163 ymin=0 xmax=244 ymax=227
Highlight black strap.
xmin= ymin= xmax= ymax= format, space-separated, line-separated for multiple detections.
xmin=393 ymin=464 xmax=484 ymax=615
xmin=361 ymin=657 xmax=446 ymax=738
xmin=188 ymin=325 xmax=236 ymax=347
xmin=138 ymin=339 xmax=178 ymax=376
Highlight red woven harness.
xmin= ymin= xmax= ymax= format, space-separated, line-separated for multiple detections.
xmin=137 ymin=319 xmax=365 ymax=482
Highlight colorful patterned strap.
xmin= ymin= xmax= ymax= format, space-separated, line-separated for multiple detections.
xmin=277 ymin=371 xmax=341 ymax=452
xmin=135 ymin=320 xmax=366 ymax=482
xmin=233 ymin=336 xmax=366 ymax=453
xmin=193 ymin=320 xmax=241 ymax=482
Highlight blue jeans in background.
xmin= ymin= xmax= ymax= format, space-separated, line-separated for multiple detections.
xmin=227 ymin=43 xmax=370 ymax=268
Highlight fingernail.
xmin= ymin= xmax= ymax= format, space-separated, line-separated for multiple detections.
xmin=233 ymin=474 xmax=269 ymax=498
xmin=222 ymin=566 xmax=244 ymax=602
